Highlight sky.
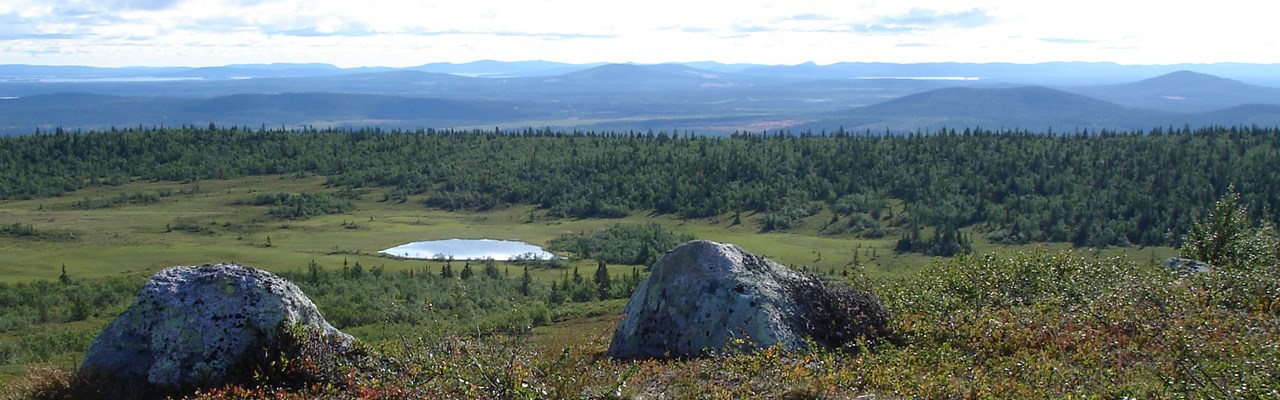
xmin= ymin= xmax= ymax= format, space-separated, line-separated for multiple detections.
xmin=0 ymin=0 xmax=1275 ymax=68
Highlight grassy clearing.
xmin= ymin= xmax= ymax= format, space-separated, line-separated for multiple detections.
xmin=0 ymin=175 xmax=1173 ymax=284
xmin=0 ymin=176 xmax=560 ymax=282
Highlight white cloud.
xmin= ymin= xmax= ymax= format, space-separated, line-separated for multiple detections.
xmin=0 ymin=0 xmax=1276 ymax=66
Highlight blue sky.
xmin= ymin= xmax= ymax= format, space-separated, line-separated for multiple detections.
xmin=0 ymin=0 xmax=1274 ymax=67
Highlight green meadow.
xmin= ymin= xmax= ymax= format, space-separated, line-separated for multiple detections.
xmin=0 ymin=175 xmax=1175 ymax=284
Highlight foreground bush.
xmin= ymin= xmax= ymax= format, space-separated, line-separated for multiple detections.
xmin=870 ymin=249 xmax=1279 ymax=398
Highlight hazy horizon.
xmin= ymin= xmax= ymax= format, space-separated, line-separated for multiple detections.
xmin=2 ymin=0 xmax=1276 ymax=68
xmin=6 ymin=60 xmax=1280 ymax=70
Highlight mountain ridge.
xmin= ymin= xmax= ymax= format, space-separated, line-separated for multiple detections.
xmin=805 ymin=86 xmax=1169 ymax=132
xmin=0 ymin=92 xmax=546 ymax=133
xmin=1064 ymin=70 xmax=1280 ymax=113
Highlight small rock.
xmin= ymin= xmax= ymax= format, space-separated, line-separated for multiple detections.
xmin=608 ymin=240 xmax=890 ymax=359
xmin=80 ymin=263 xmax=351 ymax=392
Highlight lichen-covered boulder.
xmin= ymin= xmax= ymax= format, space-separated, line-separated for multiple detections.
xmin=80 ymin=263 xmax=352 ymax=392
xmin=608 ymin=240 xmax=890 ymax=359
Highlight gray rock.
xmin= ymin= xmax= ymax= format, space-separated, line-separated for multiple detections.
xmin=1163 ymin=257 xmax=1213 ymax=273
xmin=80 ymin=263 xmax=351 ymax=392
xmin=608 ymin=240 xmax=889 ymax=359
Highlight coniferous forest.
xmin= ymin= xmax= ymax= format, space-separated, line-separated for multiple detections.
xmin=3 ymin=125 xmax=1277 ymax=251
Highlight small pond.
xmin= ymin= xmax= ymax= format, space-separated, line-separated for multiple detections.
xmin=379 ymin=239 xmax=557 ymax=261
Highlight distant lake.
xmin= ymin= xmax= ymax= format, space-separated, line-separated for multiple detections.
xmin=379 ymin=239 xmax=557 ymax=261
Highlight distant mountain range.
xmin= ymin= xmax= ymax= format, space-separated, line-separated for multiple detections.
xmin=7 ymin=60 xmax=1280 ymax=85
xmin=2 ymin=61 xmax=1280 ymax=135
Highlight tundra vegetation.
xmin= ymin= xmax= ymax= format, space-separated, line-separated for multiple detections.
xmin=1 ymin=126 xmax=1278 ymax=398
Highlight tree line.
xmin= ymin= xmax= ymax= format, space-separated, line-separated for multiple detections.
xmin=2 ymin=125 xmax=1278 ymax=248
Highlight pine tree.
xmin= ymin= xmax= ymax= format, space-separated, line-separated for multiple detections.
xmin=307 ymin=259 xmax=321 ymax=283
xmin=549 ymin=281 xmax=564 ymax=304
xmin=629 ymin=265 xmax=641 ymax=295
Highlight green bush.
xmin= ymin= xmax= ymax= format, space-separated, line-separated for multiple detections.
xmin=0 ymin=277 xmax=141 ymax=333
xmin=0 ymin=222 xmax=38 ymax=237
xmin=547 ymin=222 xmax=693 ymax=265
xmin=69 ymin=191 xmax=160 ymax=210
xmin=1180 ymin=189 xmax=1280 ymax=270
xmin=235 ymin=192 xmax=354 ymax=219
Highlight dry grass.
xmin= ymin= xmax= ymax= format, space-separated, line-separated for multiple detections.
xmin=0 ymin=365 xmax=71 ymax=400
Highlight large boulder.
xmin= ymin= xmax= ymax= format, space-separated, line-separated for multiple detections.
xmin=1163 ymin=257 xmax=1212 ymax=273
xmin=608 ymin=240 xmax=890 ymax=359
xmin=80 ymin=263 xmax=352 ymax=392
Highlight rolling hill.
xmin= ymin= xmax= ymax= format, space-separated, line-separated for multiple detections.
xmin=1189 ymin=103 xmax=1280 ymax=127
xmin=1065 ymin=71 xmax=1280 ymax=113
xmin=800 ymin=85 xmax=1280 ymax=133
xmin=801 ymin=86 xmax=1168 ymax=132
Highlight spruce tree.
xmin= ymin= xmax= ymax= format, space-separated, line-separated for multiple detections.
xmin=461 ymin=262 xmax=474 ymax=280
xmin=521 ymin=265 xmax=533 ymax=296
xmin=594 ymin=260 xmax=611 ymax=300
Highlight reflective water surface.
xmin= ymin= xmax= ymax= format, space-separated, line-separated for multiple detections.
xmin=379 ymin=239 xmax=556 ymax=261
